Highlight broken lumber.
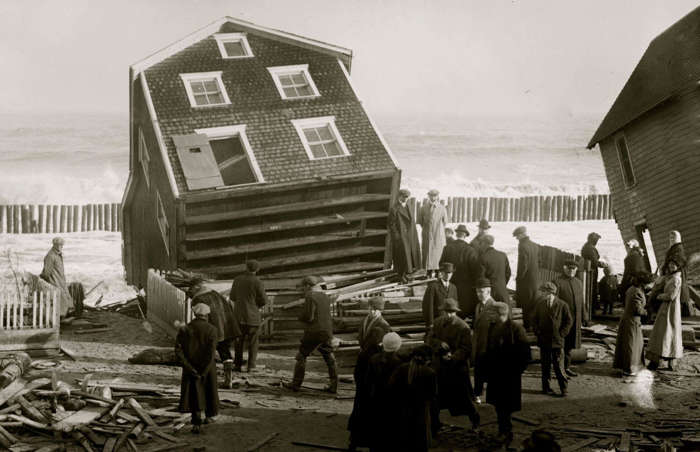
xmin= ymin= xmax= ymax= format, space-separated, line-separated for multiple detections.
xmin=16 ymin=395 xmax=48 ymax=423
xmin=290 ymin=441 xmax=348 ymax=451
xmin=127 ymin=398 xmax=156 ymax=426
xmin=106 ymin=398 xmax=125 ymax=421
xmin=74 ymin=327 xmax=112 ymax=335
xmin=0 ymin=423 xmax=17 ymax=444
xmin=71 ymin=430 xmax=95 ymax=452
xmin=619 ymin=432 xmax=631 ymax=452
xmin=247 ymin=432 xmax=279 ymax=451
xmin=562 ymin=438 xmax=600 ymax=452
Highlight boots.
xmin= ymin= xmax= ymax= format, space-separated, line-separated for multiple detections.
xmin=283 ymin=357 xmax=306 ymax=391
xmin=324 ymin=354 xmax=338 ymax=394
xmin=222 ymin=360 xmax=233 ymax=389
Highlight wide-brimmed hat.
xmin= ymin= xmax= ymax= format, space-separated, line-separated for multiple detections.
xmin=440 ymin=262 xmax=454 ymax=273
xmin=540 ymin=281 xmax=558 ymax=295
xmin=428 ymin=189 xmax=440 ymax=196
xmin=478 ymin=219 xmax=491 ymax=229
xmin=192 ymin=303 xmax=211 ymax=316
xmin=369 ymin=296 xmax=385 ymax=310
xmin=399 ymin=188 xmax=411 ymax=198
xmin=442 ymin=298 xmax=461 ymax=312
xmin=512 ymin=226 xmax=527 ymax=237
xmin=382 ymin=332 xmax=402 ymax=352
xmin=455 ymin=224 xmax=469 ymax=236
xmin=475 ymin=277 xmax=491 ymax=289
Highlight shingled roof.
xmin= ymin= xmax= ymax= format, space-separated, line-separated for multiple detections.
xmin=588 ymin=6 xmax=700 ymax=149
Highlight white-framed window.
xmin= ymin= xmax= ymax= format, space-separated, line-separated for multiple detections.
xmin=214 ymin=33 xmax=254 ymax=59
xmin=155 ymin=191 xmax=170 ymax=255
xmin=291 ymin=116 xmax=351 ymax=160
xmin=267 ymin=64 xmax=320 ymax=100
xmin=193 ymin=125 xmax=265 ymax=187
xmin=614 ymin=133 xmax=636 ymax=188
xmin=138 ymin=127 xmax=150 ymax=188
xmin=179 ymin=72 xmax=231 ymax=108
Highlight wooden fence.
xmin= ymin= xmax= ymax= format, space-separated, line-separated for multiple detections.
xmin=146 ymin=269 xmax=191 ymax=338
xmin=0 ymin=288 xmax=60 ymax=351
xmin=0 ymin=203 xmax=121 ymax=234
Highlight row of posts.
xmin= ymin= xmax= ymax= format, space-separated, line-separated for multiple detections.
xmin=0 ymin=204 xmax=121 ymax=234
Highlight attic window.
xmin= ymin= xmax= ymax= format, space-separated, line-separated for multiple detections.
xmin=615 ymin=134 xmax=636 ymax=187
xmin=267 ymin=65 xmax=320 ymax=100
xmin=194 ymin=125 xmax=265 ymax=187
xmin=214 ymin=33 xmax=254 ymax=59
xmin=155 ymin=191 xmax=170 ymax=255
xmin=292 ymin=116 xmax=350 ymax=160
xmin=179 ymin=72 xmax=231 ymax=108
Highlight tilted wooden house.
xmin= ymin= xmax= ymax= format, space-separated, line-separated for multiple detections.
xmin=121 ymin=17 xmax=400 ymax=287
xmin=587 ymin=6 xmax=700 ymax=269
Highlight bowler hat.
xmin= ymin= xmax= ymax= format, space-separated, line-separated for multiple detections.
xmin=440 ymin=262 xmax=454 ymax=273
xmin=428 ymin=189 xmax=440 ymax=196
xmin=442 ymin=298 xmax=460 ymax=312
xmin=369 ymin=296 xmax=385 ymax=310
xmin=512 ymin=226 xmax=527 ymax=237
xmin=540 ymin=281 xmax=558 ymax=295
xmin=302 ymin=275 xmax=322 ymax=287
xmin=246 ymin=260 xmax=260 ymax=272
xmin=475 ymin=277 xmax=491 ymax=289
xmin=455 ymin=224 xmax=469 ymax=236
xmin=192 ymin=303 xmax=211 ymax=316
xmin=563 ymin=259 xmax=579 ymax=268
xmin=399 ymin=188 xmax=411 ymax=198
xmin=478 ymin=219 xmax=491 ymax=229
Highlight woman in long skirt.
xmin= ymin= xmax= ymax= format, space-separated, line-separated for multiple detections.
xmin=613 ymin=271 xmax=652 ymax=376
xmin=646 ymin=260 xmax=684 ymax=370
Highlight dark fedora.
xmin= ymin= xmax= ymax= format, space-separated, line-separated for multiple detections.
xmin=455 ymin=224 xmax=469 ymax=236
xmin=442 ymin=298 xmax=461 ymax=312
xmin=478 ymin=219 xmax=491 ymax=229
xmin=440 ymin=262 xmax=454 ymax=273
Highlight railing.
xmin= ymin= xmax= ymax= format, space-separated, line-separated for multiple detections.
xmin=0 ymin=288 xmax=60 ymax=351
xmin=146 ymin=269 xmax=191 ymax=338
xmin=0 ymin=203 xmax=121 ymax=234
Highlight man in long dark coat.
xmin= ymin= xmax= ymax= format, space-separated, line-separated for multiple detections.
xmin=230 ymin=260 xmax=268 ymax=377
xmin=440 ymin=224 xmax=479 ymax=315
xmin=427 ymin=298 xmax=480 ymax=430
xmin=40 ymin=237 xmax=74 ymax=317
xmin=514 ymin=226 xmax=540 ymax=330
xmin=582 ymin=232 xmax=606 ymax=311
xmin=422 ymin=263 xmax=458 ymax=333
xmin=470 ymin=219 xmax=491 ymax=254
xmin=472 ymin=278 xmax=499 ymax=403
xmin=555 ymin=259 xmax=587 ymax=377
xmin=479 ymin=234 xmax=512 ymax=303
xmin=532 ymin=282 xmax=572 ymax=397
xmin=283 ymin=276 xmax=338 ymax=393
xmin=619 ymin=240 xmax=647 ymax=301
xmin=175 ymin=303 xmax=219 ymax=433
xmin=348 ymin=297 xmax=392 ymax=450
xmin=485 ymin=302 xmax=530 ymax=447
xmin=388 ymin=188 xmax=422 ymax=282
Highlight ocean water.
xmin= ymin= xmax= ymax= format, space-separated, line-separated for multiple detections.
xmin=0 ymin=111 xmax=607 ymax=204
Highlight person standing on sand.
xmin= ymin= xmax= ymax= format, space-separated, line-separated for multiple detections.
xmin=478 ymin=234 xmax=512 ymax=304
xmin=40 ymin=237 xmax=74 ymax=317
xmin=613 ymin=271 xmax=652 ymax=377
xmin=471 ymin=278 xmax=499 ymax=404
xmin=581 ymin=232 xmax=606 ymax=312
xmin=646 ymin=260 xmax=684 ymax=371
xmin=175 ymin=303 xmax=219 ymax=434
xmin=598 ymin=265 xmax=619 ymax=315
xmin=422 ymin=263 xmax=458 ymax=334
xmin=659 ymin=230 xmax=692 ymax=316
xmin=283 ymin=276 xmax=338 ymax=393
xmin=388 ymin=188 xmax=422 ymax=283
xmin=470 ymin=219 xmax=491 ymax=254
xmin=532 ymin=282 xmax=572 ymax=397
xmin=620 ymin=240 xmax=647 ymax=301
xmin=513 ymin=226 xmax=539 ymax=330
xmin=554 ymin=259 xmax=587 ymax=378
xmin=418 ymin=189 xmax=448 ymax=277
xmin=440 ymin=224 xmax=478 ymax=315
xmin=230 ymin=260 xmax=268 ymax=376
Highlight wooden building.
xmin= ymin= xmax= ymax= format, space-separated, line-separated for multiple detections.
xmin=121 ymin=17 xmax=400 ymax=288
xmin=587 ymin=7 xmax=700 ymax=268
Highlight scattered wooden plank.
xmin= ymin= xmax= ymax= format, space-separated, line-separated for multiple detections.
xmin=117 ymin=411 xmax=140 ymax=423
xmin=151 ymin=430 xmax=180 ymax=444
xmin=562 ymin=438 xmax=599 ymax=452
xmin=16 ymin=395 xmax=48 ymax=423
xmin=106 ymin=398 xmax=125 ymax=421
xmin=53 ymin=406 xmax=106 ymax=432
xmin=290 ymin=441 xmax=348 ymax=451
xmin=103 ymin=437 xmax=118 ymax=452
xmin=127 ymin=398 xmax=156 ymax=426
xmin=6 ymin=414 xmax=50 ymax=430
xmin=619 ymin=432 xmax=631 ymax=452
xmin=141 ymin=442 xmax=190 ymax=452
xmin=0 ymin=403 xmax=20 ymax=415
xmin=71 ymin=430 xmax=95 ymax=452
xmin=74 ymin=327 xmax=112 ymax=335
xmin=0 ymin=379 xmax=27 ymax=407
xmin=129 ymin=422 xmax=145 ymax=438
xmin=60 ymin=345 xmax=78 ymax=361
xmin=0 ymin=423 xmax=18 ymax=444
xmin=0 ymin=430 xmax=11 ymax=449
xmin=78 ymin=426 xmax=106 ymax=447
xmin=33 ymin=446 xmax=62 ymax=452
xmin=247 ymin=432 xmax=279 ymax=451
xmin=127 ymin=437 xmax=139 ymax=452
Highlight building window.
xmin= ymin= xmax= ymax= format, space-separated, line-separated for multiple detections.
xmin=267 ymin=65 xmax=320 ymax=100
xmin=291 ymin=116 xmax=350 ymax=160
xmin=179 ymin=72 xmax=231 ymax=108
xmin=138 ymin=127 xmax=150 ymax=188
xmin=193 ymin=125 xmax=265 ymax=187
xmin=214 ymin=33 xmax=254 ymax=59
xmin=615 ymin=134 xmax=636 ymax=187
xmin=155 ymin=191 xmax=169 ymax=254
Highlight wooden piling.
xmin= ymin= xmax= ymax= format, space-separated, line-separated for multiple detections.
xmin=58 ymin=205 xmax=66 ymax=233
xmin=114 ymin=203 xmax=120 ymax=231
xmin=91 ymin=204 xmax=97 ymax=230
xmin=0 ymin=205 xmax=5 ymax=233
xmin=50 ymin=205 xmax=58 ymax=233
xmin=72 ymin=204 xmax=79 ymax=232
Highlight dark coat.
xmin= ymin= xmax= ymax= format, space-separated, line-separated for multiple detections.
xmin=485 ymin=320 xmax=530 ymax=414
xmin=421 ymin=280 xmax=458 ymax=328
xmin=40 ymin=248 xmax=73 ymax=316
xmin=555 ymin=276 xmax=586 ymax=351
xmin=192 ymin=290 xmax=239 ymax=342
xmin=440 ymin=239 xmax=480 ymax=312
xmin=429 ymin=315 xmax=472 ymax=363
xmin=175 ymin=318 xmax=219 ymax=416
xmin=366 ymin=351 xmax=405 ymax=451
xmin=479 ymin=247 xmax=512 ymax=303
xmin=599 ymin=275 xmax=618 ymax=306
xmin=613 ymin=286 xmax=646 ymax=372
xmin=388 ymin=202 xmax=422 ymax=276
xmin=470 ymin=231 xmax=488 ymax=254
xmin=532 ymin=296 xmax=573 ymax=349
xmin=299 ymin=291 xmax=333 ymax=337
xmin=389 ymin=362 xmax=438 ymax=452
xmin=582 ymin=241 xmax=604 ymax=303
xmin=620 ymin=249 xmax=646 ymax=297
xmin=230 ymin=272 xmax=268 ymax=327
xmin=662 ymin=243 xmax=690 ymax=305
xmin=515 ymin=238 xmax=540 ymax=309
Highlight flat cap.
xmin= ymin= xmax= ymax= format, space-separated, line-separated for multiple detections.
xmin=369 ymin=296 xmax=385 ymax=310
xmin=398 ymin=188 xmax=411 ymax=197
xmin=478 ymin=219 xmax=491 ymax=229
xmin=540 ymin=281 xmax=558 ymax=295
xmin=302 ymin=275 xmax=322 ymax=287
xmin=427 ymin=188 xmax=440 ymax=196
xmin=440 ymin=262 xmax=454 ymax=273
xmin=382 ymin=332 xmax=402 ymax=352
xmin=475 ymin=277 xmax=491 ymax=289
xmin=512 ymin=226 xmax=527 ymax=237
xmin=192 ymin=303 xmax=211 ymax=316
xmin=442 ymin=298 xmax=461 ymax=312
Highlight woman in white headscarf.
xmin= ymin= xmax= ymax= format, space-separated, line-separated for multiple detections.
xmin=646 ymin=259 xmax=684 ymax=370
xmin=660 ymin=231 xmax=691 ymax=316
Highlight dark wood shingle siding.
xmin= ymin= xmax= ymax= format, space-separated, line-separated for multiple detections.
xmin=144 ymin=26 xmax=395 ymax=193
xmin=599 ymin=87 xmax=700 ymax=262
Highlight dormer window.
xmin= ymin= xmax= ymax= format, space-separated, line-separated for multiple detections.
xmin=214 ymin=33 xmax=254 ymax=59
xmin=268 ymin=65 xmax=320 ymax=100
xmin=179 ymin=72 xmax=231 ymax=108
xmin=292 ymin=116 xmax=350 ymax=160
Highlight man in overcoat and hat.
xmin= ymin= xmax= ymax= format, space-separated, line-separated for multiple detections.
xmin=418 ymin=189 xmax=448 ymax=277
xmin=283 ymin=276 xmax=338 ymax=393
xmin=388 ymin=188 xmax=422 ymax=282
xmin=555 ymin=259 xmax=587 ymax=377
xmin=514 ymin=226 xmax=540 ymax=330
xmin=175 ymin=303 xmax=219 ymax=434
xmin=422 ymin=262 xmax=458 ymax=333
xmin=479 ymin=234 xmax=512 ymax=303
xmin=472 ymin=278 xmax=499 ymax=404
xmin=427 ymin=298 xmax=480 ymax=431
xmin=230 ymin=260 xmax=268 ymax=376
xmin=440 ymin=224 xmax=480 ymax=315
xmin=471 ymin=219 xmax=491 ymax=253
xmin=532 ymin=282 xmax=572 ymax=397
xmin=40 ymin=237 xmax=74 ymax=317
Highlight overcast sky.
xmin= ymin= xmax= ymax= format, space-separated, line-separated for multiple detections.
xmin=1 ymin=0 xmax=698 ymax=117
